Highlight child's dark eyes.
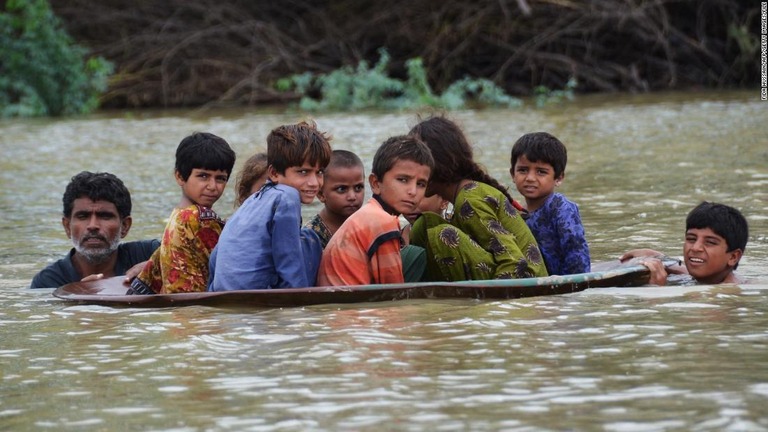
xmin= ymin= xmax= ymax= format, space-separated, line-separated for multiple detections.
xmin=353 ymin=185 xmax=364 ymax=192
xmin=686 ymin=235 xmax=722 ymax=247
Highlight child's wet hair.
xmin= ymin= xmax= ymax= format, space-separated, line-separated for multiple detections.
xmin=409 ymin=115 xmax=514 ymax=203
xmin=510 ymin=132 xmax=568 ymax=178
xmin=175 ymin=132 xmax=236 ymax=181
xmin=686 ymin=202 xmax=748 ymax=260
xmin=328 ymin=149 xmax=364 ymax=172
xmin=267 ymin=120 xmax=332 ymax=174
xmin=235 ymin=152 xmax=268 ymax=207
xmin=371 ymin=135 xmax=434 ymax=180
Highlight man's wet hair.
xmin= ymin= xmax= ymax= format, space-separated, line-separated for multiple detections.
xmin=63 ymin=171 xmax=132 ymax=219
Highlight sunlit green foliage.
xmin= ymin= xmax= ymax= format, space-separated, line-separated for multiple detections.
xmin=276 ymin=49 xmax=523 ymax=111
xmin=0 ymin=0 xmax=113 ymax=117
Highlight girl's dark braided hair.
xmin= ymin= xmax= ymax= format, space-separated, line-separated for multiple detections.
xmin=409 ymin=114 xmax=516 ymax=204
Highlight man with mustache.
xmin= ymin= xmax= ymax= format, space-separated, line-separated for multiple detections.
xmin=30 ymin=171 xmax=159 ymax=288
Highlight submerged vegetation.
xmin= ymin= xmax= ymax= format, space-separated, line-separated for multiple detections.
xmin=276 ymin=49 xmax=525 ymax=111
xmin=0 ymin=0 xmax=112 ymax=117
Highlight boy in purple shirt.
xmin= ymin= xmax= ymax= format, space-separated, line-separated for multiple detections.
xmin=510 ymin=132 xmax=590 ymax=275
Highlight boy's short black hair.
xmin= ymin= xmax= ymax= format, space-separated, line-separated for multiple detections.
xmin=175 ymin=132 xmax=236 ymax=181
xmin=63 ymin=171 xmax=132 ymax=219
xmin=267 ymin=120 xmax=332 ymax=174
xmin=510 ymin=132 xmax=568 ymax=179
xmin=371 ymin=135 xmax=434 ymax=180
xmin=686 ymin=202 xmax=749 ymax=255
xmin=328 ymin=149 xmax=364 ymax=171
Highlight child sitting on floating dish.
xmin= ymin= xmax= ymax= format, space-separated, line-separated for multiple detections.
xmin=400 ymin=194 xmax=451 ymax=246
xmin=621 ymin=201 xmax=749 ymax=285
xmin=234 ymin=151 xmax=268 ymax=208
xmin=305 ymin=150 xmax=366 ymax=248
xmin=129 ymin=132 xmax=236 ymax=294
xmin=208 ymin=120 xmax=332 ymax=291
xmin=510 ymin=132 xmax=590 ymax=275
xmin=316 ymin=135 xmax=434 ymax=286
xmin=407 ymin=115 xmax=548 ymax=281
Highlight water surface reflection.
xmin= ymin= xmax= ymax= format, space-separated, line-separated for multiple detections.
xmin=1 ymin=91 xmax=766 ymax=430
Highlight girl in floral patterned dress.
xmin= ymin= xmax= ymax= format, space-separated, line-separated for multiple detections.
xmin=130 ymin=132 xmax=236 ymax=294
xmin=408 ymin=116 xmax=548 ymax=282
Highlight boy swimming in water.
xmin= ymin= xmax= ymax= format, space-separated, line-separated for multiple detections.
xmin=621 ymin=201 xmax=748 ymax=285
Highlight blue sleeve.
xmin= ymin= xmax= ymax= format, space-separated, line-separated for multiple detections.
xmin=206 ymin=245 xmax=217 ymax=291
xmin=270 ymin=192 xmax=310 ymax=288
xmin=300 ymin=227 xmax=323 ymax=286
xmin=556 ymin=199 xmax=591 ymax=274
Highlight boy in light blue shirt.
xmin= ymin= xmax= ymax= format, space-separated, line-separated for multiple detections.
xmin=209 ymin=121 xmax=332 ymax=291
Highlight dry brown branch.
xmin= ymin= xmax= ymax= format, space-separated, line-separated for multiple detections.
xmin=50 ymin=0 xmax=757 ymax=109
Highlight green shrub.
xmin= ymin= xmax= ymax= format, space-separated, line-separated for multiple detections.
xmin=0 ymin=0 xmax=112 ymax=117
xmin=533 ymin=77 xmax=578 ymax=107
xmin=277 ymin=48 xmax=523 ymax=111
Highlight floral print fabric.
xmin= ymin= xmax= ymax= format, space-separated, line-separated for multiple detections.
xmin=525 ymin=192 xmax=590 ymax=275
xmin=304 ymin=213 xmax=333 ymax=249
xmin=132 ymin=204 xmax=223 ymax=294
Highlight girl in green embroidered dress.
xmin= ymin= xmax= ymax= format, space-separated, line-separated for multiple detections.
xmin=408 ymin=115 xmax=548 ymax=281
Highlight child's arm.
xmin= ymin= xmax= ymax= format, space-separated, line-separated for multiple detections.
xmin=369 ymin=233 xmax=405 ymax=284
xmin=161 ymin=207 xmax=221 ymax=293
xmin=639 ymin=258 xmax=670 ymax=285
xmin=620 ymin=248 xmax=664 ymax=260
xmin=464 ymin=196 xmax=548 ymax=278
xmin=271 ymin=194 xmax=312 ymax=288
xmin=554 ymin=198 xmax=591 ymax=274
xmin=620 ymin=249 xmax=687 ymax=275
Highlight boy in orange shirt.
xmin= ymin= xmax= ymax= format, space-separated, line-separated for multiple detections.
xmin=317 ymin=135 xmax=434 ymax=286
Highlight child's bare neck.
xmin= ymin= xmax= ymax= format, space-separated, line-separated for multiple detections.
xmin=318 ymin=208 xmax=346 ymax=234
xmin=525 ymin=193 xmax=551 ymax=213
xmin=179 ymin=196 xmax=195 ymax=208
xmin=719 ymin=271 xmax=744 ymax=284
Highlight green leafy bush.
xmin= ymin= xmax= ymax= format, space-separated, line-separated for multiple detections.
xmin=0 ymin=0 xmax=112 ymax=117
xmin=277 ymin=48 xmax=523 ymax=111
xmin=533 ymin=77 xmax=578 ymax=107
